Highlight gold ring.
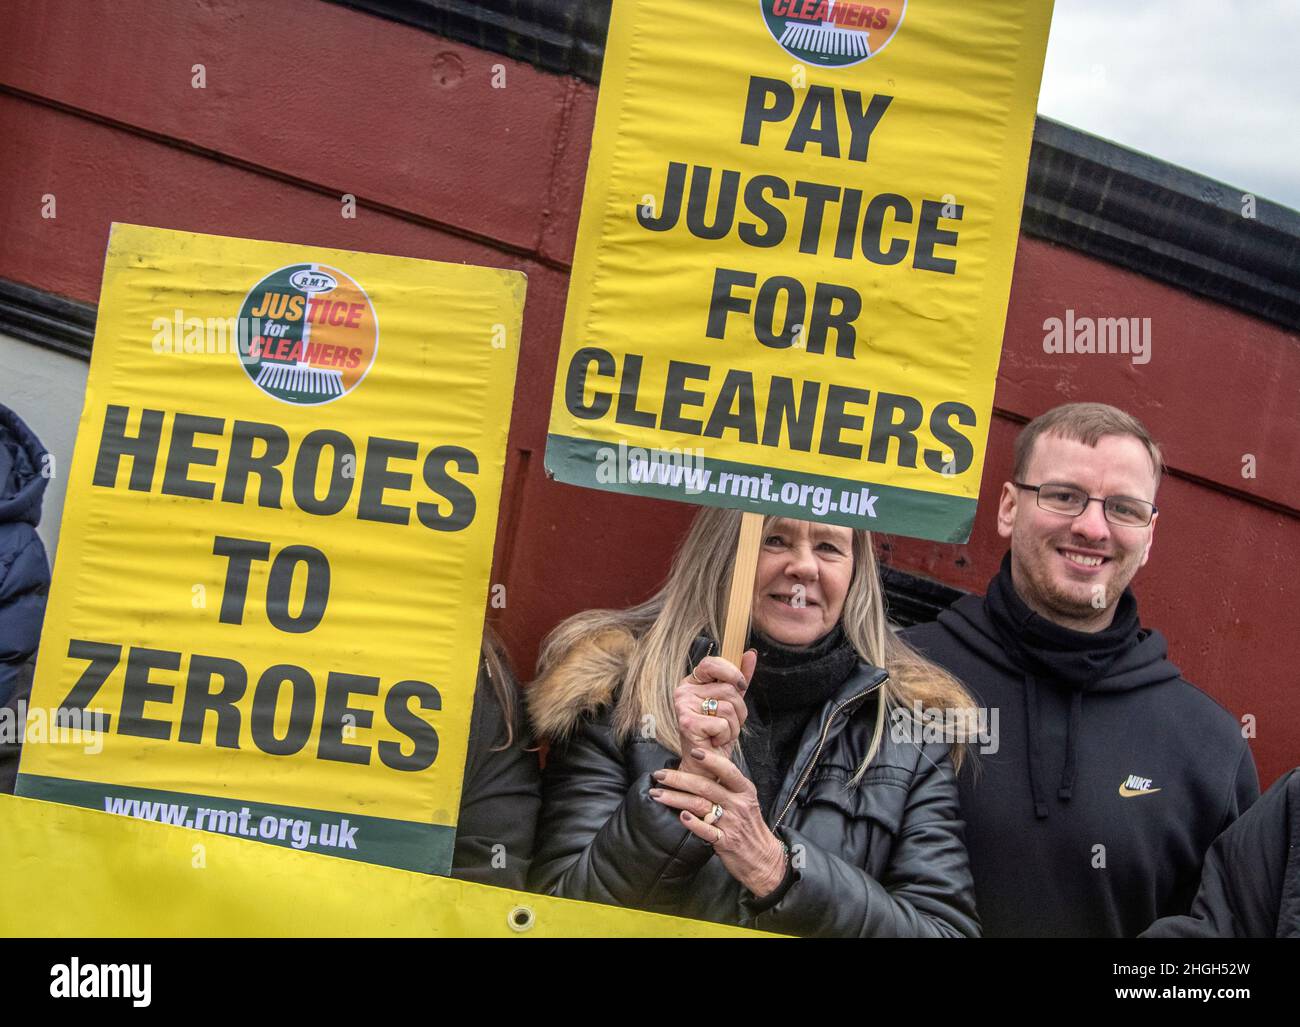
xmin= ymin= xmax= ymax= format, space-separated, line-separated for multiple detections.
xmin=701 ymin=698 xmax=719 ymax=716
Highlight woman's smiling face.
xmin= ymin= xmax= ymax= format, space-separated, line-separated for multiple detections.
xmin=749 ymin=518 xmax=855 ymax=647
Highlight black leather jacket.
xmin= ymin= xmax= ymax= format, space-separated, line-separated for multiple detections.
xmin=529 ymin=651 xmax=981 ymax=937
xmin=450 ymin=662 xmax=541 ymax=890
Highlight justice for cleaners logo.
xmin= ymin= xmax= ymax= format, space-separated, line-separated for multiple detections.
xmin=237 ymin=264 xmax=378 ymax=405
xmin=761 ymin=0 xmax=907 ymax=66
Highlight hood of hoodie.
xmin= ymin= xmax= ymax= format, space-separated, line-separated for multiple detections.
xmin=934 ymin=582 xmax=1184 ymax=820
xmin=937 ymin=592 xmax=1183 ymax=694
xmin=0 ymin=403 xmax=48 ymax=528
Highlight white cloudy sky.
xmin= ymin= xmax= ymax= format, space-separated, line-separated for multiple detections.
xmin=1038 ymin=0 xmax=1299 ymax=211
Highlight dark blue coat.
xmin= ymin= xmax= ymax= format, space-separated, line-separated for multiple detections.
xmin=0 ymin=403 xmax=50 ymax=705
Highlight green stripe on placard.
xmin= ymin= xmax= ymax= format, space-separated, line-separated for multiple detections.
xmin=545 ymin=434 xmax=976 ymax=543
xmin=15 ymin=773 xmax=454 ymax=875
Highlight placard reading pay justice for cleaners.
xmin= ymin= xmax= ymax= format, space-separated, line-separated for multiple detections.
xmin=17 ymin=224 xmax=525 ymax=874
xmin=546 ymin=0 xmax=1052 ymax=542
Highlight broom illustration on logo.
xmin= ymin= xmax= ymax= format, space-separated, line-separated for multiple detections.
xmin=252 ymin=361 xmax=346 ymax=399
xmin=778 ymin=9 xmax=871 ymax=59
xmin=762 ymin=0 xmax=905 ymax=67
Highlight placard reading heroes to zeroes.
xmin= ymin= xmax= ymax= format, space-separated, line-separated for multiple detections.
xmin=546 ymin=0 xmax=1052 ymax=542
xmin=18 ymin=225 xmax=525 ymax=874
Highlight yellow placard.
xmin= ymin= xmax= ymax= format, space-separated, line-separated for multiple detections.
xmin=0 ymin=796 xmax=767 ymax=937
xmin=17 ymin=224 xmax=525 ymax=874
xmin=546 ymin=0 xmax=1052 ymax=542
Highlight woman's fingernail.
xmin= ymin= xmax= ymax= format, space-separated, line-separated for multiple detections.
xmin=690 ymin=748 xmax=706 ymax=760
xmin=652 ymin=770 xmax=666 ymax=782
xmin=649 ymin=788 xmax=663 ymax=798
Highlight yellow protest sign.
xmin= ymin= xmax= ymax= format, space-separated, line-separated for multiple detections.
xmin=17 ymin=224 xmax=524 ymax=874
xmin=546 ymin=0 xmax=1052 ymax=542
xmin=0 ymin=796 xmax=767 ymax=937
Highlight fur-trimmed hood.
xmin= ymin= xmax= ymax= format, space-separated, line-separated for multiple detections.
xmin=527 ymin=627 xmax=636 ymax=742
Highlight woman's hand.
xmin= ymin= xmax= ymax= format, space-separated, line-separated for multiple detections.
xmin=674 ymin=650 xmax=756 ymax=775
xmin=649 ymin=747 xmax=789 ymax=900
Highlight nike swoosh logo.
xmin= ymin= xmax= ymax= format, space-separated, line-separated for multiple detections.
xmin=1118 ymin=785 xmax=1162 ymax=797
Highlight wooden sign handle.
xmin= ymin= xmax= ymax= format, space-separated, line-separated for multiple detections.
xmin=720 ymin=511 xmax=764 ymax=665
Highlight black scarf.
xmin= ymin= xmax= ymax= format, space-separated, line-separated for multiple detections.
xmin=984 ymin=552 xmax=1140 ymax=818
xmin=742 ymin=623 xmax=859 ymax=818
xmin=985 ymin=551 xmax=1140 ymax=686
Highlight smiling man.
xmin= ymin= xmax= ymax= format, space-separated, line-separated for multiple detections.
xmin=903 ymin=402 xmax=1258 ymax=937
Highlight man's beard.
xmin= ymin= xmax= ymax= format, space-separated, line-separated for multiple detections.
xmin=1040 ymin=572 xmax=1116 ymax=619
xmin=1030 ymin=538 xmax=1130 ymax=622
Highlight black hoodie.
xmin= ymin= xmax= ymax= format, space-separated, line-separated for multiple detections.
xmin=903 ymin=556 xmax=1259 ymax=937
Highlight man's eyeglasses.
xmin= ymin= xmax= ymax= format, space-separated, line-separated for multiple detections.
xmin=1013 ymin=482 xmax=1157 ymax=527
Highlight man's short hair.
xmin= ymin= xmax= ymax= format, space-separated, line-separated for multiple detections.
xmin=1013 ymin=402 xmax=1166 ymax=493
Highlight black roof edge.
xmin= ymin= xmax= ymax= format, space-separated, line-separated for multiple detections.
xmin=0 ymin=277 xmax=95 ymax=360
xmin=1025 ymin=117 xmax=1300 ymax=331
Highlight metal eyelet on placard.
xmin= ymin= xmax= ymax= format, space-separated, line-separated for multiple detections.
xmin=507 ymin=905 xmax=535 ymax=933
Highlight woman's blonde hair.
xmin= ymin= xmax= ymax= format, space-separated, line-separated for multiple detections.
xmin=535 ymin=507 xmax=978 ymax=779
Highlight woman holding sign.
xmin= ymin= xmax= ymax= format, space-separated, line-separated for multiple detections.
xmin=527 ymin=510 xmax=980 ymax=937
